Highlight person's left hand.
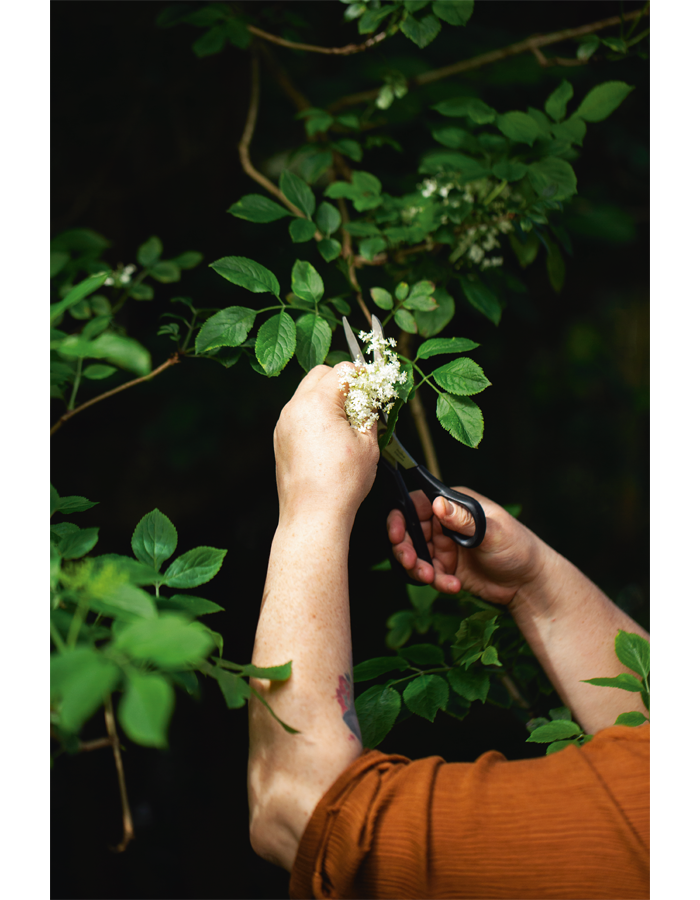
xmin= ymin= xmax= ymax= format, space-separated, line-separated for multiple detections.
xmin=273 ymin=364 xmax=379 ymax=520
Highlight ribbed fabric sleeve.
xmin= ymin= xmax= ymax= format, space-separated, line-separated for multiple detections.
xmin=289 ymin=724 xmax=649 ymax=900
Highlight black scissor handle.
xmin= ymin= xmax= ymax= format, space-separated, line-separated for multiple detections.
xmin=413 ymin=465 xmax=487 ymax=549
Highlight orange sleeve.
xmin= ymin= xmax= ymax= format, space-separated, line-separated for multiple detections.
xmin=289 ymin=724 xmax=649 ymax=900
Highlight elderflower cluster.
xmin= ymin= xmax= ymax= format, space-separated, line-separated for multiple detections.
xmin=339 ymin=331 xmax=407 ymax=432
xmin=103 ymin=263 xmax=137 ymax=287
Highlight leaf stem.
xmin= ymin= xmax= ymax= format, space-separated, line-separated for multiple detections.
xmin=104 ymin=695 xmax=134 ymax=853
xmin=50 ymin=620 xmax=67 ymax=653
xmin=247 ymin=23 xmax=390 ymax=56
xmin=388 ymin=665 xmax=451 ymax=688
xmin=111 ymin=268 xmax=149 ymax=316
xmin=179 ymin=311 xmax=199 ymax=355
xmin=67 ymin=358 xmax=83 ymax=411
xmin=249 ymin=684 xmax=301 ymax=734
xmin=484 ymin=179 xmax=508 ymax=207
xmin=66 ymin=595 xmax=89 ymax=649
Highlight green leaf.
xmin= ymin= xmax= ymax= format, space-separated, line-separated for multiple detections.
xmin=403 ymin=674 xmax=449 ymax=722
xmin=280 ymin=170 xmax=316 ymax=218
xmin=400 ymin=12 xmax=441 ymax=47
xmin=195 ymin=306 xmax=257 ymax=354
xmin=224 ymin=16 xmax=251 ymax=49
xmin=314 ymin=202 xmax=342 ymax=237
xmin=546 ymin=740 xmax=579 ymax=755
xmin=509 ymin=231 xmax=540 ymax=268
xmin=149 ymin=261 xmax=181 ymax=283
xmin=526 ymin=720 xmax=582 ymax=742
xmin=292 ymin=260 xmax=324 ymax=304
xmin=227 ymin=194 xmax=291 ymax=223
xmin=51 ymin=227 xmax=110 ymax=253
xmin=496 ymin=112 xmax=541 ymax=146
xmin=404 ymin=0 xmax=430 ymax=10
xmin=193 ymin=24 xmax=227 ymax=57
xmin=416 ymin=336 xmax=479 ymax=360
xmin=84 ymin=577 xmax=158 ymax=621
xmin=615 ymin=711 xmax=648 ymax=727
xmin=527 ymin=107 xmax=553 ymax=136
xmin=118 ymin=671 xmax=174 ymax=748
xmin=641 ymin=690 xmax=649 ymax=712
xmin=289 ymin=218 xmax=317 ymax=243
xmin=50 ymin=250 xmax=70 ymax=278
xmin=447 ymin=666 xmax=489 ymax=702
xmin=209 ymin=256 xmax=280 ymax=297
xmin=549 ymin=706 xmax=572 ymax=721
xmin=131 ymin=508 xmax=178 ymax=571
xmin=137 ymin=236 xmax=162 ymax=267
xmin=115 ymin=615 xmax=216 ymax=668
xmin=128 ymin=283 xmax=154 ymax=300
xmin=414 ymin=287 xmax=455 ymax=338
xmin=575 ymin=81 xmax=634 ymax=122
xmin=82 ymin=364 xmax=117 ymax=380
xmin=436 ymin=393 xmax=483 ymax=447
xmin=480 ymin=645 xmax=501 ymax=666
xmin=545 ymin=80 xmax=574 ymax=123
xmin=418 ymin=152 xmax=490 ymax=179
xmin=398 ymin=644 xmax=444 ymax=665
xmin=57 ymin=527 xmax=99 ymax=560
xmin=491 ymin=161 xmax=529 ymax=182
xmin=50 ymin=273 xmax=109 ymax=323
xmin=615 ymin=630 xmax=650 ymax=679
xmin=459 ymin=277 xmax=501 ymax=326
xmin=546 ymin=242 xmax=566 ymax=294
xmin=431 ymin=126 xmax=473 ymax=150
xmin=359 ymin=237 xmax=387 ymax=260
xmin=528 ymin=157 xmax=578 ymax=201
xmin=386 ymin=609 xmax=415 ymax=648
xmin=51 ymin=648 xmax=121 ymax=733
xmin=576 ymin=36 xmax=600 ymax=61
xmin=170 ymin=251 xmax=203 ymax=269
xmin=254 ymin=312 xmax=296 ymax=376
xmin=395 ymin=308 xmax=417 ymax=333
xmin=432 ymin=358 xmax=490 ymax=396
xmin=295 ymin=313 xmax=332 ymax=371
xmin=358 ymin=3 xmax=398 ymax=33
xmin=343 ymin=221 xmax=381 ymax=237
xmin=431 ymin=1 xmax=473 ymax=26
xmin=86 ymin=333 xmax=151 ymax=376
xmin=318 ymin=238 xmax=342 ymax=262
xmin=376 ymin=84 xmax=395 ymax=110
xmin=403 ymin=281 xmax=437 ymax=311
xmin=353 ymin=656 xmax=411 ymax=682
xmin=91 ymin=554 xmax=160 ymax=585
xmin=600 ymin=36 xmax=627 ymax=53
xmin=355 ymin=684 xmax=401 ymax=748
xmin=550 ymin=116 xmax=586 ymax=146
xmin=432 ymin=96 xmax=495 ymax=122
xmin=239 ymin=661 xmax=292 ymax=681
xmin=298 ymin=108 xmax=334 ymax=137
xmin=158 ymin=594 xmax=225 ymax=616
xmin=162 ymin=547 xmax=227 ymax=589
xmin=331 ymin=139 xmax=363 ymax=162
xmin=370 ymin=287 xmax=393 ymax=310
xmin=213 ymin=669 xmax=251 ymax=709
xmin=300 ymin=149 xmax=334 ymax=183
xmin=52 ymin=492 xmax=99 ymax=515
xmin=580 ymin=674 xmax=643 ymax=692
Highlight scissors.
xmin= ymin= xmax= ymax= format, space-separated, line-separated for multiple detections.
xmin=343 ymin=315 xmax=486 ymax=583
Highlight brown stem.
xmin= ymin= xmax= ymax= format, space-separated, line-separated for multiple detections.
xmin=247 ymin=24 xmax=389 ymax=56
xmin=79 ymin=736 xmax=114 ymax=752
xmin=335 ymin=196 xmax=372 ymax=327
xmin=50 ymin=353 xmax=180 ymax=436
xmin=531 ymin=46 xmax=588 ymax=68
xmin=328 ymin=8 xmax=649 ymax=111
xmin=104 ymin=695 xmax=134 ymax=853
xmin=396 ymin=331 xmax=443 ymax=481
xmin=257 ymin=42 xmax=311 ymax=114
xmin=500 ymin=674 xmax=534 ymax=715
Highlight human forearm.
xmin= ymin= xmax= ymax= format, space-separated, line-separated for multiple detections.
xmin=510 ymin=544 xmax=649 ymax=734
xmin=247 ymin=505 xmax=363 ymax=870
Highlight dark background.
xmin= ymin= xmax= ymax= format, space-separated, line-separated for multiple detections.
xmin=50 ymin=2 xmax=649 ymax=898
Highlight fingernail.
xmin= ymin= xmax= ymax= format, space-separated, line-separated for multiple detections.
xmin=443 ymin=499 xmax=455 ymax=516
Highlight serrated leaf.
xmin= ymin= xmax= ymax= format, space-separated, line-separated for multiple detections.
xmin=50 ymin=273 xmax=109 ymax=323
xmin=403 ymin=674 xmax=449 ymax=722
xmin=432 ymin=1 xmax=473 ymax=26
xmin=162 ymin=547 xmax=227 ymax=589
xmin=614 ymin=630 xmax=650 ymax=679
xmin=115 ymin=615 xmax=216 ymax=668
xmin=395 ymin=308 xmax=417 ymax=333
xmin=213 ymin=669 xmax=251 ymax=709
xmin=370 ymin=287 xmax=393 ymax=310
xmin=314 ymin=202 xmax=342 ymax=237
xmin=137 ymin=236 xmax=162 ymax=267
xmin=317 ymin=238 xmax=342 ymax=262
xmin=496 ymin=112 xmax=541 ymax=146
xmin=436 ymin=393 xmax=484 ymax=447
xmin=353 ymin=657 xmax=411 ymax=682
xmin=528 ymin=157 xmax=578 ymax=202
xmin=359 ymin=237 xmax=387 ymax=260
xmin=615 ymin=711 xmax=648 ymax=727
xmin=50 ymin=648 xmax=121 ymax=733
xmin=209 ymin=256 xmax=280 ymax=297
xmin=492 ymin=160 xmax=529 ymax=182
xmin=545 ymin=80 xmax=574 ymax=123
xmin=195 ymin=306 xmax=257 ymax=354
xmin=580 ymin=673 xmax=643 ymax=692
xmin=546 ymin=739 xmax=579 ymax=755
xmin=358 ymin=3 xmax=398 ymax=34
xmin=157 ymin=594 xmax=225 ymax=616
xmin=413 ymin=287 xmax=455 ymax=338
xmin=355 ymin=684 xmax=401 ymax=748
xmin=550 ymin=116 xmax=586 ymax=147
xmin=289 ymin=218 xmax=317 ymax=243
xmin=575 ymin=81 xmax=634 ymax=122
xmin=280 ymin=170 xmax=316 ymax=218
xmin=431 ymin=358 xmax=490 ymax=396
xmin=480 ymin=645 xmax=501 ymax=666
xmin=447 ymin=666 xmax=489 ymax=702
xmin=256 ymin=311 xmax=296 ymax=376
xmin=416 ymin=336 xmax=479 ymax=360
xmin=295 ymin=313 xmax=332 ymax=372
xmin=400 ymin=12 xmax=441 ymax=48
xmin=343 ymin=222 xmax=382 ymax=238
xmin=239 ymin=661 xmax=292 ymax=681
xmin=53 ymin=493 xmax=99 ymax=515
xmin=291 ymin=259 xmax=324 ymax=304
xmin=526 ymin=720 xmax=582 ymax=742
xmin=227 ymin=194 xmax=291 ymax=223
xmin=432 ymin=96 xmax=496 ymax=123
xmin=118 ymin=671 xmax=174 ymax=748
xmin=331 ymin=138 xmax=363 ymax=162
xmin=57 ymin=527 xmax=99 ymax=560
xmin=131 ymin=509 xmax=178 ymax=572
xmin=459 ymin=277 xmax=502 ymax=326
xmin=88 ymin=332 xmax=152 ymax=376
xmin=398 ymin=643 xmax=444 ymax=665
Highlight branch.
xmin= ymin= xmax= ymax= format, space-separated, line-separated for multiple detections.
xmin=328 ymin=7 xmax=649 ymax=111
xmin=247 ymin=24 xmax=389 ymax=56
xmin=396 ymin=331 xmax=443 ymax=481
xmin=105 ymin=695 xmax=134 ymax=853
xmin=530 ymin=46 xmax=588 ymax=69
xmin=50 ymin=353 xmax=181 ymax=436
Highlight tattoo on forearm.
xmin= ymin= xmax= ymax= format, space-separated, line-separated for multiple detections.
xmin=335 ymin=673 xmax=362 ymax=742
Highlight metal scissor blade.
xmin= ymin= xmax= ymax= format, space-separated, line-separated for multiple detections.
xmin=371 ymin=314 xmax=384 ymax=365
xmin=377 ymin=421 xmax=418 ymax=470
xmin=342 ymin=316 xmax=366 ymax=365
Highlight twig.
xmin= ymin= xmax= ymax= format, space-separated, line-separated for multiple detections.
xmin=79 ymin=736 xmax=114 ymax=752
xmin=500 ymin=674 xmax=535 ymax=715
xmin=530 ymin=46 xmax=588 ymax=68
xmin=247 ymin=24 xmax=389 ymax=56
xmin=335 ymin=196 xmax=372 ymax=326
xmin=50 ymin=353 xmax=181 ymax=436
xmin=104 ymin=695 xmax=134 ymax=853
xmin=257 ymin=42 xmax=311 ymax=114
xmin=395 ymin=331 xmax=443 ymax=481
xmin=328 ymin=7 xmax=649 ymax=111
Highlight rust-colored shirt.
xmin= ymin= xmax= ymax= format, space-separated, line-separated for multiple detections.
xmin=290 ymin=725 xmax=649 ymax=900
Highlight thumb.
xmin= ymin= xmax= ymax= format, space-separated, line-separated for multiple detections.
xmin=434 ymin=495 xmax=475 ymax=536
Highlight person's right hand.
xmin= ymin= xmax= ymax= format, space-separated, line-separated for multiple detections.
xmin=386 ymin=487 xmax=555 ymax=606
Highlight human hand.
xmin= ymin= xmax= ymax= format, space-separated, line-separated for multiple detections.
xmin=386 ymin=487 xmax=554 ymax=605
xmin=274 ymin=364 xmax=379 ymax=520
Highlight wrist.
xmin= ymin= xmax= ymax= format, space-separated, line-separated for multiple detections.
xmin=277 ymin=493 xmax=357 ymax=536
xmin=508 ymin=538 xmax=570 ymax=622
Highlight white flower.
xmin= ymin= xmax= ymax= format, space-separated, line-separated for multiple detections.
xmin=468 ymin=244 xmax=485 ymax=264
xmin=339 ymin=331 xmax=407 ymax=432
xmin=420 ymin=178 xmax=437 ymax=198
xmin=103 ymin=276 xmax=114 ymax=286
